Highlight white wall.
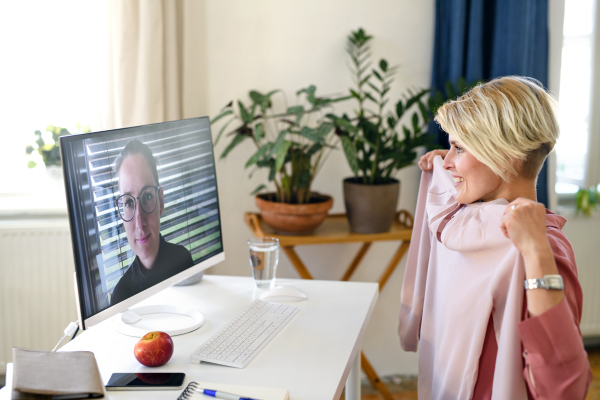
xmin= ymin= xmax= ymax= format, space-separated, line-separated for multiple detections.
xmin=181 ymin=0 xmax=435 ymax=376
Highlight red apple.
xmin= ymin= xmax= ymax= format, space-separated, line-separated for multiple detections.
xmin=134 ymin=331 xmax=174 ymax=367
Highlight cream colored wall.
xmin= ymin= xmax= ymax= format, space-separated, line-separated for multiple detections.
xmin=181 ymin=0 xmax=435 ymax=376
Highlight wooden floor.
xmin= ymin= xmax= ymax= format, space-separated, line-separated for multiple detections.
xmin=358 ymin=350 xmax=600 ymax=400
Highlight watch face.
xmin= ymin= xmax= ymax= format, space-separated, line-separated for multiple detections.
xmin=544 ymin=275 xmax=564 ymax=290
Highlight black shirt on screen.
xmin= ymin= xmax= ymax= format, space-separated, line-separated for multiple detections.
xmin=110 ymin=235 xmax=194 ymax=306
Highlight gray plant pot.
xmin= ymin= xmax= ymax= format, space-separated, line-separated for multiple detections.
xmin=343 ymin=177 xmax=400 ymax=233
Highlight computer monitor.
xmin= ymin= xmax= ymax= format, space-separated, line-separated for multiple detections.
xmin=60 ymin=117 xmax=225 ymax=336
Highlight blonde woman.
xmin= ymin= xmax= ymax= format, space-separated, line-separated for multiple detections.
xmin=399 ymin=76 xmax=591 ymax=399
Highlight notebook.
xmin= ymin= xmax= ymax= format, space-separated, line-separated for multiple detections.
xmin=177 ymin=381 xmax=289 ymax=400
xmin=11 ymin=348 xmax=104 ymax=399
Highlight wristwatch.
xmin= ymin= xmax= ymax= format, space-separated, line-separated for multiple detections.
xmin=524 ymin=275 xmax=564 ymax=290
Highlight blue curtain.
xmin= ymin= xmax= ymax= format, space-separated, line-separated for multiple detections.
xmin=430 ymin=0 xmax=550 ymax=207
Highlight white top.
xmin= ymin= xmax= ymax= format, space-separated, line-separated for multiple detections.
xmin=2 ymin=275 xmax=378 ymax=400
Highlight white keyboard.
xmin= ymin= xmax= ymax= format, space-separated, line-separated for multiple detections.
xmin=190 ymin=299 xmax=299 ymax=368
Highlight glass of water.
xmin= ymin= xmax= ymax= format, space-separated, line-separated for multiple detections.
xmin=247 ymin=237 xmax=279 ymax=289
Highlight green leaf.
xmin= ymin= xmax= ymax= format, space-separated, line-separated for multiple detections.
xmin=250 ymin=184 xmax=267 ymax=195
xmin=359 ymin=74 xmax=372 ymax=86
xmin=364 ymin=92 xmax=377 ymax=103
xmin=211 ymin=109 xmax=233 ymax=125
xmin=286 ymin=105 xmax=304 ymax=124
xmin=396 ymin=100 xmax=404 ymax=119
xmin=238 ymin=100 xmax=253 ymax=123
xmin=249 ymin=90 xmax=263 ymax=105
xmin=268 ymin=160 xmax=277 ymax=181
xmin=445 ymin=80 xmax=456 ymax=99
xmin=269 ymin=130 xmax=288 ymax=157
xmin=306 ymin=143 xmax=323 ymax=157
xmin=27 ymin=160 xmax=37 ymax=169
xmin=332 ymin=117 xmax=358 ymax=134
xmin=254 ymin=123 xmax=265 ymax=141
xmin=317 ymin=122 xmax=334 ymax=138
xmin=214 ymin=118 xmax=234 ymax=145
xmin=387 ymin=116 xmax=396 ymax=129
xmin=350 ymin=89 xmax=361 ymax=100
xmin=379 ymin=59 xmax=388 ymax=72
xmin=297 ymin=85 xmax=317 ymax=105
xmin=457 ymin=77 xmax=467 ymax=95
xmin=412 ymin=112 xmax=419 ymax=131
xmin=275 ymin=141 xmax=292 ymax=172
xmin=367 ymin=82 xmax=380 ymax=94
xmin=418 ymin=101 xmax=429 ymax=123
xmin=298 ymin=127 xmax=321 ymax=142
xmin=341 ymin=135 xmax=359 ymax=175
xmin=434 ymin=90 xmax=445 ymax=109
xmin=245 ymin=143 xmax=273 ymax=168
xmin=220 ymin=133 xmax=247 ymax=159
xmin=372 ymin=69 xmax=383 ymax=82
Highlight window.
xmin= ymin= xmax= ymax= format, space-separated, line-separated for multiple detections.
xmin=0 ymin=1 xmax=106 ymax=198
xmin=556 ymin=0 xmax=600 ymax=194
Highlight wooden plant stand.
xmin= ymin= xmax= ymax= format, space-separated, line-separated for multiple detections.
xmin=244 ymin=210 xmax=414 ymax=400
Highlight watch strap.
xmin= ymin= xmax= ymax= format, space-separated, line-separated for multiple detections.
xmin=524 ymin=274 xmax=564 ymax=290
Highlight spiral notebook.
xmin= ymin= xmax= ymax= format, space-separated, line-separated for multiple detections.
xmin=176 ymin=381 xmax=289 ymax=400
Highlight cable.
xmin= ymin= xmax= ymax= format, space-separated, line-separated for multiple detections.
xmin=52 ymin=321 xmax=79 ymax=352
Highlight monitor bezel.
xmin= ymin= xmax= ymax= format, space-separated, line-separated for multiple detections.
xmin=61 ymin=117 xmax=225 ymax=331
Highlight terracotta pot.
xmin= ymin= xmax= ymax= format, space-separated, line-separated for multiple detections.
xmin=255 ymin=193 xmax=333 ymax=235
xmin=343 ymin=177 xmax=400 ymax=233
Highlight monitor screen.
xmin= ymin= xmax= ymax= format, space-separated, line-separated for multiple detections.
xmin=60 ymin=117 xmax=224 ymax=330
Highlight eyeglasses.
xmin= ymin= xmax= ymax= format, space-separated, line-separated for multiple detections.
xmin=115 ymin=186 xmax=161 ymax=222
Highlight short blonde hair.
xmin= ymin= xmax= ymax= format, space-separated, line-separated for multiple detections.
xmin=434 ymin=76 xmax=559 ymax=181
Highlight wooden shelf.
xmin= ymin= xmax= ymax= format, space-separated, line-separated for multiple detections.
xmin=244 ymin=210 xmax=414 ymax=246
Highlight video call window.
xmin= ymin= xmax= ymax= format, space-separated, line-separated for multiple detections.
xmin=61 ymin=119 xmax=223 ymax=321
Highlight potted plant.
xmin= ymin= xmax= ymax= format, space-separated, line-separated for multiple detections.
xmin=327 ymin=28 xmax=438 ymax=233
xmin=25 ymin=124 xmax=91 ymax=183
xmin=576 ymin=186 xmax=598 ymax=216
xmin=25 ymin=123 xmax=91 ymax=169
xmin=212 ymin=86 xmax=350 ymax=234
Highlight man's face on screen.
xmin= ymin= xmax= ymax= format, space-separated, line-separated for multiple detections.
xmin=118 ymin=154 xmax=164 ymax=270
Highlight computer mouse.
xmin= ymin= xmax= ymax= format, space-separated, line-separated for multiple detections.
xmin=259 ymin=286 xmax=307 ymax=302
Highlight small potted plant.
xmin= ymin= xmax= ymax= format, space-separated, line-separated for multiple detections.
xmin=25 ymin=124 xmax=91 ymax=171
xmin=576 ymin=186 xmax=598 ymax=216
xmin=327 ymin=28 xmax=438 ymax=233
xmin=212 ymin=86 xmax=350 ymax=234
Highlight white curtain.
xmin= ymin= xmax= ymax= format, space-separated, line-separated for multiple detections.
xmin=102 ymin=0 xmax=188 ymax=130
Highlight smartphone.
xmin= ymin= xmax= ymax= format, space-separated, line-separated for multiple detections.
xmin=105 ymin=372 xmax=185 ymax=391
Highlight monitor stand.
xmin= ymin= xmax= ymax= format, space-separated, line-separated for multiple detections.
xmin=113 ymin=305 xmax=204 ymax=337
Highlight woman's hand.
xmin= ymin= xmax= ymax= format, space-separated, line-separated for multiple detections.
xmin=500 ymin=198 xmax=550 ymax=258
xmin=501 ymin=198 xmax=564 ymax=316
xmin=418 ymin=150 xmax=449 ymax=172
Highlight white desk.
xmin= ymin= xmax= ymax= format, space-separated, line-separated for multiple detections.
xmin=2 ymin=275 xmax=378 ymax=400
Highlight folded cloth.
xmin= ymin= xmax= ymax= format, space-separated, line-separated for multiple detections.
xmin=12 ymin=348 xmax=104 ymax=399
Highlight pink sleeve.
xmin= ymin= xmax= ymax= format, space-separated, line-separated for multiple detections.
xmin=517 ymin=228 xmax=592 ymax=399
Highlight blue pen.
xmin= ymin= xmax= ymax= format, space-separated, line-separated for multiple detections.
xmin=199 ymin=388 xmax=261 ymax=400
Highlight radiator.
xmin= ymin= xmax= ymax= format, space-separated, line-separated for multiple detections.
xmin=0 ymin=219 xmax=78 ymax=374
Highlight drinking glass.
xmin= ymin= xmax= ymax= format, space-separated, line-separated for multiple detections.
xmin=247 ymin=237 xmax=279 ymax=289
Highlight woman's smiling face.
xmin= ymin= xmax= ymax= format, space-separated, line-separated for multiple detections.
xmin=442 ymin=135 xmax=504 ymax=204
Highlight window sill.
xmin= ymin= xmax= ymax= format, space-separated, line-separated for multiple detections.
xmin=0 ymin=193 xmax=68 ymax=220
